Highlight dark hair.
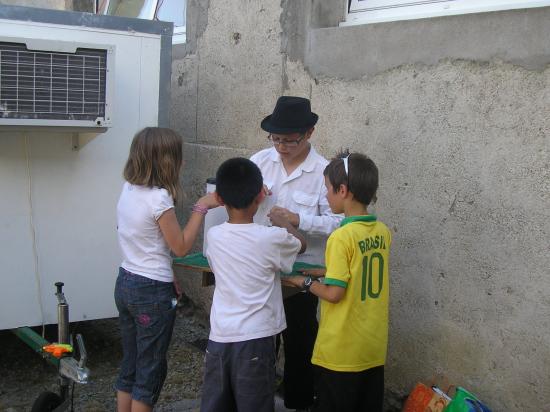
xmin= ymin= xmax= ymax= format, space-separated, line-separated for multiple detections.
xmin=124 ymin=127 xmax=183 ymax=203
xmin=216 ymin=157 xmax=263 ymax=209
xmin=323 ymin=150 xmax=378 ymax=205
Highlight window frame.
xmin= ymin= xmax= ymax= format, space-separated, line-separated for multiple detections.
xmin=343 ymin=0 xmax=550 ymax=26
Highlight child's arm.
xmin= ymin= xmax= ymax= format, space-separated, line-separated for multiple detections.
xmin=158 ymin=192 xmax=219 ymax=257
xmin=269 ymin=213 xmax=306 ymax=254
xmin=283 ymin=275 xmax=346 ymax=303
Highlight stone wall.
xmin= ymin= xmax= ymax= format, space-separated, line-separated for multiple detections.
xmin=172 ymin=1 xmax=550 ymax=410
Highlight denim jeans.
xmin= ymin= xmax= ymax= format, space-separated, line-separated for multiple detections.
xmin=114 ymin=267 xmax=177 ymax=406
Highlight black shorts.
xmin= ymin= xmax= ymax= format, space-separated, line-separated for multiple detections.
xmin=313 ymin=364 xmax=384 ymax=412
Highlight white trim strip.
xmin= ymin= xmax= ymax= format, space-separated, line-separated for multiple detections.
xmin=343 ymin=0 xmax=550 ymax=26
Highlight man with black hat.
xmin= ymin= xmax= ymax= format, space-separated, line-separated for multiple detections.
xmin=251 ymin=96 xmax=342 ymax=411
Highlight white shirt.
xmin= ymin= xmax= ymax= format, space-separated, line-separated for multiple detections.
xmin=250 ymin=146 xmax=342 ymax=265
xmin=206 ymin=222 xmax=301 ymax=342
xmin=117 ymin=182 xmax=174 ymax=282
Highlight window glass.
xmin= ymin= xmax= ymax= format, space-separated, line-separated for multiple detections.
xmin=99 ymin=0 xmax=186 ymax=44
xmin=103 ymin=0 xmax=156 ymax=19
xmin=156 ymin=0 xmax=186 ymax=28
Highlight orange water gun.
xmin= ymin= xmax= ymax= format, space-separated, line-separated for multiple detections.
xmin=43 ymin=343 xmax=73 ymax=358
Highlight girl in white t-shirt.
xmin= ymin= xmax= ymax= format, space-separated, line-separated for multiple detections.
xmin=115 ymin=127 xmax=218 ymax=412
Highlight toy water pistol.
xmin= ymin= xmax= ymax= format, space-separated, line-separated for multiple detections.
xmin=43 ymin=343 xmax=73 ymax=358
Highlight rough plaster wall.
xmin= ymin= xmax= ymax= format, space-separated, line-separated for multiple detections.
xmin=172 ymin=0 xmax=288 ymax=319
xmin=283 ymin=52 xmax=550 ymax=410
xmin=286 ymin=60 xmax=550 ymax=411
xmin=171 ymin=1 xmax=550 ymax=410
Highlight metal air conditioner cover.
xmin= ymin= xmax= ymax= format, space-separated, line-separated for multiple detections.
xmin=0 ymin=37 xmax=114 ymax=130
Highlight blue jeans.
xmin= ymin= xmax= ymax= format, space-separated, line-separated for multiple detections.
xmin=200 ymin=336 xmax=276 ymax=412
xmin=114 ymin=267 xmax=177 ymax=406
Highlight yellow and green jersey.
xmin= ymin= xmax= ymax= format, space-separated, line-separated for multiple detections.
xmin=312 ymin=215 xmax=391 ymax=372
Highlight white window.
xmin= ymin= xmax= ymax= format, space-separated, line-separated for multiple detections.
xmin=344 ymin=0 xmax=550 ymax=26
xmin=156 ymin=0 xmax=186 ymax=44
xmin=98 ymin=0 xmax=186 ymax=44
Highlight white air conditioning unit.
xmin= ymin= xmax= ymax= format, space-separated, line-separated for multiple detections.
xmin=0 ymin=37 xmax=114 ymax=129
xmin=0 ymin=5 xmax=172 ymax=330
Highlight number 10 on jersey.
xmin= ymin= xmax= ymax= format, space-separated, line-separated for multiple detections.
xmin=361 ymin=252 xmax=384 ymax=301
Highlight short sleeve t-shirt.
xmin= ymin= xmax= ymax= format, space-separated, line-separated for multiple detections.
xmin=206 ymin=222 xmax=302 ymax=342
xmin=312 ymin=215 xmax=391 ymax=372
xmin=117 ymin=182 xmax=175 ymax=282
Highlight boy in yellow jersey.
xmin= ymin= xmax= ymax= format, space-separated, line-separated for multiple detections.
xmin=284 ymin=152 xmax=391 ymax=412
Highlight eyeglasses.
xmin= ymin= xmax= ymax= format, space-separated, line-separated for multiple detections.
xmin=268 ymin=134 xmax=305 ymax=148
xmin=342 ymin=154 xmax=351 ymax=176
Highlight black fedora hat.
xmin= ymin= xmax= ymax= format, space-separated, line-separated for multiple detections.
xmin=261 ymin=96 xmax=318 ymax=134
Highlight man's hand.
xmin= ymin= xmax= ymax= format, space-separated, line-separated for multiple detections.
xmin=281 ymin=275 xmax=306 ymax=288
xmin=269 ymin=206 xmax=299 ymax=227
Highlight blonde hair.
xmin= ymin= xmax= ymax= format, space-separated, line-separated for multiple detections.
xmin=123 ymin=127 xmax=183 ymax=203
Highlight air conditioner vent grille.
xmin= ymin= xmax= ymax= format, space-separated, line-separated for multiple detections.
xmin=0 ymin=42 xmax=107 ymax=121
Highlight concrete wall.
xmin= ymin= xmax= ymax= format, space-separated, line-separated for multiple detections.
xmin=172 ymin=1 xmax=550 ymax=410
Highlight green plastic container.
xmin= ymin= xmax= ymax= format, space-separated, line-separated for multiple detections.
xmin=445 ymin=387 xmax=488 ymax=412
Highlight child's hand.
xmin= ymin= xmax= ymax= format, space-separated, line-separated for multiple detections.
xmin=269 ymin=206 xmax=299 ymax=227
xmin=282 ymin=275 xmax=306 ymax=288
xmin=197 ymin=192 xmax=220 ymax=209
xmin=298 ymin=268 xmax=326 ymax=278
xmin=268 ymin=211 xmax=290 ymax=228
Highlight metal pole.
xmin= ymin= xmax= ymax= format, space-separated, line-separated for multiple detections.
xmin=55 ymin=282 xmax=71 ymax=402
xmin=55 ymin=282 xmax=69 ymax=344
xmin=57 ymin=303 xmax=69 ymax=344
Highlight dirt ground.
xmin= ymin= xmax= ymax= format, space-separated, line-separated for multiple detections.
xmin=0 ymin=300 xmax=403 ymax=412
xmin=0 ymin=301 xmax=208 ymax=412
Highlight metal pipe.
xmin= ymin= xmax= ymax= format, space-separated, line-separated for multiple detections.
xmin=55 ymin=282 xmax=69 ymax=344
xmin=57 ymin=303 xmax=69 ymax=344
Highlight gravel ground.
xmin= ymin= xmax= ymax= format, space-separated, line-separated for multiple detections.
xmin=0 ymin=301 xmax=209 ymax=412
xmin=0 ymin=301 xmax=402 ymax=412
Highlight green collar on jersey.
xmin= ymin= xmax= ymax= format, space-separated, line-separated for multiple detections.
xmin=340 ymin=215 xmax=377 ymax=227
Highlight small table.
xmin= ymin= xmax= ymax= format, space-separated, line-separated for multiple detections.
xmin=173 ymin=252 xmax=325 ymax=287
